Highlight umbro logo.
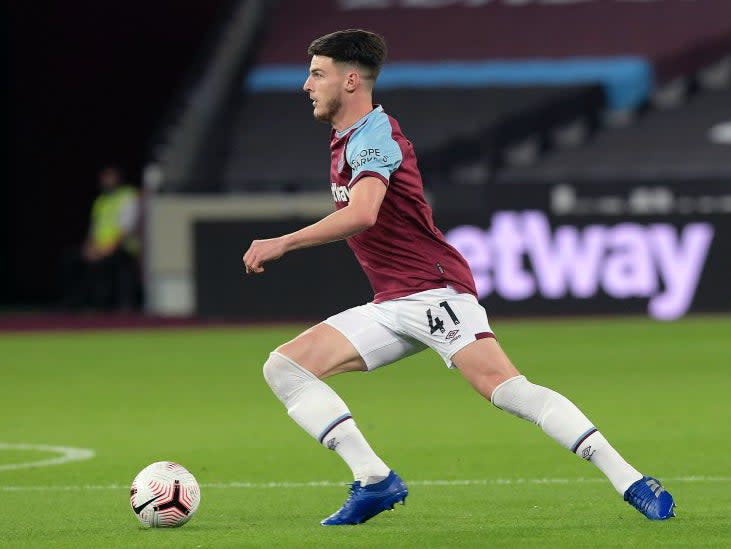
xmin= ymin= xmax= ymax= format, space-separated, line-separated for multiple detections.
xmin=445 ymin=330 xmax=459 ymax=340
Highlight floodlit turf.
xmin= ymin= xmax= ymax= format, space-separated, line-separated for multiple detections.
xmin=1 ymin=316 xmax=729 ymax=548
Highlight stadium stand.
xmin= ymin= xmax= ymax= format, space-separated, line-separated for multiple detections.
xmin=220 ymin=85 xmax=606 ymax=191
xmin=251 ymin=0 xmax=731 ymax=111
xmin=145 ymin=0 xmax=272 ymax=193
xmin=147 ymin=1 xmax=731 ymax=192
xmin=497 ymin=88 xmax=731 ymax=185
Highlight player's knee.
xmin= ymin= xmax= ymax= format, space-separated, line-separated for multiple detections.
xmin=262 ymin=351 xmax=290 ymax=392
xmin=480 ymin=373 xmax=517 ymax=401
xmin=453 ymin=338 xmax=521 ymax=397
xmin=491 ymin=375 xmax=548 ymax=423
xmin=262 ymin=351 xmax=317 ymax=400
xmin=261 ymin=352 xmax=280 ymax=390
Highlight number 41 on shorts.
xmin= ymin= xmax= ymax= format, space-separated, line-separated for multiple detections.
xmin=426 ymin=301 xmax=460 ymax=335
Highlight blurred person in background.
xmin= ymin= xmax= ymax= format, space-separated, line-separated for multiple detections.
xmin=60 ymin=165 xmax=141 ymax=311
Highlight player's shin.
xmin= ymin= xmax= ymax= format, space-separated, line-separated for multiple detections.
xmin=491 ymin=375 xmax=642 ymax=494
xmin=262 ymin=352 xmax=390 ymax=484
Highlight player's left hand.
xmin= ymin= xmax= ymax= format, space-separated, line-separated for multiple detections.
xmin=243 ymin=237 xmax=287 ymax=274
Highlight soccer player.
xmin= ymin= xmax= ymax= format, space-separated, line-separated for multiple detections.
xmin=243 ymin=29 xmax=675 ymax=526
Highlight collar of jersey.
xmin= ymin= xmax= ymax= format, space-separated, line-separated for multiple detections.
xmin=334 ymin=105 xmax=383 ymax=139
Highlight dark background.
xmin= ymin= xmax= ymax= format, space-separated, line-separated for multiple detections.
xmin=195 ymin=220 xmax=373 ymax=320
xmin=2 ymin=1 xmax=229 ymax=305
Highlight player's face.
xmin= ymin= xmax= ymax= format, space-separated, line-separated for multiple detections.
xmin=303 ymin=55 xmax=344 ymax=124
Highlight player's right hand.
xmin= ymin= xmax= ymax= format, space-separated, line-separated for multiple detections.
xmin=243 ymin=237 xmax=287 ymax=274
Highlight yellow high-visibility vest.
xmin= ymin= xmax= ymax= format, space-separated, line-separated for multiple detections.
xmin=90 ymin=185 xmax=140 ymax=254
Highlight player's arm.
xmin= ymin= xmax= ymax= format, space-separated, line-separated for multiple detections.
xmin=243 ymin=177 xmax=386 ymax=274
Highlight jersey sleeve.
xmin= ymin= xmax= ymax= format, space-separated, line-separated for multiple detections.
xmin=346 ymin=120 xmax=403 ymax=188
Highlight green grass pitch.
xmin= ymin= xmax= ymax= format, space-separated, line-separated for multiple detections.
xmin=1 ymin=316 xmax=729 ymax=548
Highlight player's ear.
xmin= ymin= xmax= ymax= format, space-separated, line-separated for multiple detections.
xmin=344 ymin=69 xmax=360 ymax=93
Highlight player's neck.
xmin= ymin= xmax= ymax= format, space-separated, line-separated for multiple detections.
xmin=332 ymin=99 xmax=374 ymax=133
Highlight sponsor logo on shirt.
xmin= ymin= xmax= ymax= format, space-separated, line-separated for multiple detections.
xmin=331 ymin=182 xmax=351 ymax=204
xmin=351 ymin=148 xmax=382 ymax=170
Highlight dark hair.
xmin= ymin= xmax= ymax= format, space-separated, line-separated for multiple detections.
xmin=308 ymin=29 xmax=387 ymax=80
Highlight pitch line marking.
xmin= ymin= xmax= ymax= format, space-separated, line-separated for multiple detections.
xmin=1 ymin=475 xmax=728 ymax=492
xmin=0 ymin=443 xmax=95 ymax=472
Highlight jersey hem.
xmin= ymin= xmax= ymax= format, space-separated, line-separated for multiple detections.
xmin=372 ymin=281 xmax=477 ymax=304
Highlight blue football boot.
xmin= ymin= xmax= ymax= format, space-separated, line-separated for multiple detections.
xmin=624 ymin=476 xmax=676 ymax=520
xmin=321 ymin=471 xmax=408 ymax=525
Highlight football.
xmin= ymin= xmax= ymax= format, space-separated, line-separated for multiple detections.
xmin=130 ymin=461 xmax=201 ymax=527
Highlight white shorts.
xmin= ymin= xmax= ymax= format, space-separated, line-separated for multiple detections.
xmin=324 ymin=287 xmax=494 ymax=370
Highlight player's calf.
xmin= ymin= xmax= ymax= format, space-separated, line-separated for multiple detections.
xmin=262 ymin=351 xmax=390 ymax=487
xmin=489 ymin=374 xmax=676 ymax=518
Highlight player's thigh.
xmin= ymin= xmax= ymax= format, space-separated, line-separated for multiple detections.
xmin=276 ymin=322 xmax=367 ymax=379
xmin=322 ymin=305 xmax=426 ymax=375
xmin=276 ymin=306 xmax=424 ymax=379
xmin=451 ymin=337 xmax=520 ymax=401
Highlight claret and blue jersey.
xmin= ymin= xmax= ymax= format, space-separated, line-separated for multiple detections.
xmin=332 ymin=105 xmax=403 ymax=192
xmin=329 ymin=105 xmax=477 ymax=303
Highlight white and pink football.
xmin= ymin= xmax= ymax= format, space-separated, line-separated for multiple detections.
xmin=130 ymin=461 xmax=201 ymax=527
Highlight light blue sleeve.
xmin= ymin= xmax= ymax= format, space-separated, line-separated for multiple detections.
xmin=346 ymin=115 xmax=402 ymax=187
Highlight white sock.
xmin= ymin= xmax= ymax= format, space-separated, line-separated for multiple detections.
xmin=573 ymin=431 xmax=643 ymax=494
xmin=491 ymin=375 xmax=643 ymax=494
xmin=262 ymin=352 xmax=389 ymax=484
xmin=325 ymin=420 xmax=390 ymax=484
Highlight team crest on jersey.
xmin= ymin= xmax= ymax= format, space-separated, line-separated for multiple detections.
xmin=331 ymin=182 xmax=351 ymax=203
